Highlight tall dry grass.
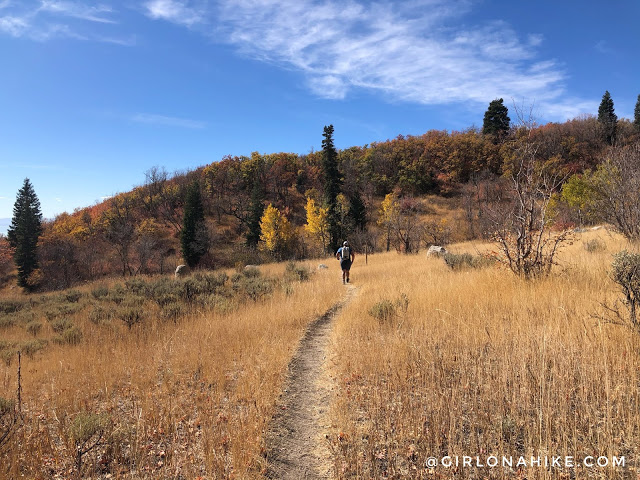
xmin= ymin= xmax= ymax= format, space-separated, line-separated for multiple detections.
xmin=329 ymin=229 xmax=640 ymax=479
xmin=0 ymin=261 xmax=338 ymax=478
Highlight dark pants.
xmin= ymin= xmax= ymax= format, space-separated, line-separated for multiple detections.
xmin=340 ymin=259 xmax=352 ymax=271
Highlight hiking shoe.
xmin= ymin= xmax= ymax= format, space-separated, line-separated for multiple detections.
xmin=346 ymin=278 xmax=349 ymax=283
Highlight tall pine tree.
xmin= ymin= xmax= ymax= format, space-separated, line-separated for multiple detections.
xmin=246 ymin=157 xmax=266 ymax=248
xmin=7 ymin=178 xmax=42 ymax=289
xmin=322 ymin=125 xmax=342 ymax=252
xmin=634 ymin=94 xmax=640 ymax=131
xmin=482 ymin=98 xmax=510 ymax=140
xmin=180 ymin=180 xmax=208 ymax=267
xmin=597 ymin=90 xmax=618 ymax=145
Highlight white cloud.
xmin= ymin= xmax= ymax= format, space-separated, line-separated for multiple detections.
xmin=131 ymin=113 xmax=206 ymax=129
xmin=144 ymin=0 xmax=203 ymax=26
xmin=0 ymin=15 xmax=29 ymax=36
xmin=39 ymin=1 xmax=116 ymax=24
xmin=144 ymin=0 xmax=592 ymax=121
xmin=0 ymin=1 xmax=128 ymax=43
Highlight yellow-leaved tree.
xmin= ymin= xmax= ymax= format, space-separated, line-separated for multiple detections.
xmin=259 ymin=204 xmax=295 ymax=259
xmin=304 ymin=197 xmax=329 ymax=253
xmin=377 ymin=192 xmax=399 ymax=252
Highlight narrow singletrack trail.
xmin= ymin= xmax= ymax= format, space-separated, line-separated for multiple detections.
xmin=265 ymin=285 xmax=356 ymax=479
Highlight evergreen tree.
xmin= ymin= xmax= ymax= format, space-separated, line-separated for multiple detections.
xmin=348 ymin=189 xmax=367 ymax=231
xmin=634 ymin=94 xmax=640 ymax=131
xmin=322 ymin=125 xmax=341 ymax=252
xmin=7 ymin=178 xmax=42 ymax=289
xmin=180 ymin=181 xmax=208 ymax=267
xmin=482 ymin=98 xmax=510 ymax=139
xmin=246 ymin=159 xmax=266 ymax=248
xmin=597 ymin=90 xmax=618 ymax=145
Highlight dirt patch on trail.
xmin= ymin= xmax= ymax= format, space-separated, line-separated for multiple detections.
xmin=265 ymin=286 xmax=355 ymax=479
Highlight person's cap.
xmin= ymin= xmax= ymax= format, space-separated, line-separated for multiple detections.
xmin=343 ymin=241 xmax=348 ymax=245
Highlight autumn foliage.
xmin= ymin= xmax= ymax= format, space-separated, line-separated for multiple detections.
xmin=4 ymin=115 xmax=637 ymax=290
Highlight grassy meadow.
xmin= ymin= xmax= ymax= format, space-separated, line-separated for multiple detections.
xmin=0 ymin=262 xmax=338 ymax=478
xmin=1 ymin=228 xmax=639 ymax=479
xmin=329 ymin=229 xmax=640 ymax=479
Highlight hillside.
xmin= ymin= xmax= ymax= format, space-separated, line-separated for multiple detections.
xmin=1 ymin=229 xmax=637 ymax=478
xmin=2 ymin=115 xmax=639 ymax=292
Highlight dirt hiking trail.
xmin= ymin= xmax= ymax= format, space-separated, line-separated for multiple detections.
xmin=265 ymin=285 xmax=356 ymax=479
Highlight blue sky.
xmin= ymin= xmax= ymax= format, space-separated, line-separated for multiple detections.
xmin=1 ymin=0 xmax=638 ymax=228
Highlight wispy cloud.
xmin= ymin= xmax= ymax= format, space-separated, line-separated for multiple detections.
xmin=0 ymin=0 xmax=130 ymax=43
xmin=131 ymin=113 xmax=206 ymax=129
xmin=145 ymin=0 xmax=593 ymax=121
xmin=39 ymin=1 xmax=116 ymax=24
xmin=144 ymin=0 xmax=203 ymax=26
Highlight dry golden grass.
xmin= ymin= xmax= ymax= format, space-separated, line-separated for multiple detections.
xmin=2 ymin=228 xmax=639 ymax=479
xmin=0 ymin=261 xmax=338 ymax=478
xmin=329 ymin=228 xmax=640 ymax=479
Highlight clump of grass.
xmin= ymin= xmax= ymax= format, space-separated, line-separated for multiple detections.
xmin=584 ymin=238 xmax=606 ymax=253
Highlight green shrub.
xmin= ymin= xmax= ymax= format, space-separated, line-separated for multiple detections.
xmin=88 ymin=306 xmax=113 ymax=325
xmin=50 ymin=318 xmax=73 ymax=333
xmin=124 ymin=278 xmax=148 ymax=295
xmin=64 ymin=290 xmax=83 ymax=303
xmin=44 ymin=304 xmax=82 ymax=320
xmin=117 ymin=307 xmax=145 ymax=329
xmin=0 ymin=341 xmax=17 ymax=365
xmin=611 ymin=250 xmax=640 ymax=326
xmin=0 ymin=397 xmax=15 ymax=416
xmin=285 ymin=262 xmax=311 ymax=282
xmin=233 ymin=276 xmax=274 ymax=301
xmin=60 ymin=326 xmax=83 ymax=345
xmin=0 ymin=300 xmax=24 ymax=315
xmin=21 ymin=339 xmax=48 ymax=356
xmin=91 ymin=286 xmax=110 ymax=299
xmin=368 ymin=294 xmax=410 ymax=324
xmin=584 ymin=238 xmax=606 ymax=253
xmin=26 ymin=321 xmax=42 ymax=337
xmin=368 ymin=299 xmax=396 ymax=323
xmin=0 ymin=316 xmax=15 ymax=329
xmin=161 ymin=302 xmax=185 ymax=322
xmin=444 ymin=252 xmax=496 ymax=270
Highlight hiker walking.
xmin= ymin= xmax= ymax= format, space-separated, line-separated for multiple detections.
xmin=336 ymin=240 xmax=355 ymax=284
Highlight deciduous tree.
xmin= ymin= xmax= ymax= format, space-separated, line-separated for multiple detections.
xmin=259 ymin=204 xmax=295 ymax=259
xmin=304 ymin=197 xmax=329 ymax=253
xmin=634 ymin=94 xmax=640 ymax=131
